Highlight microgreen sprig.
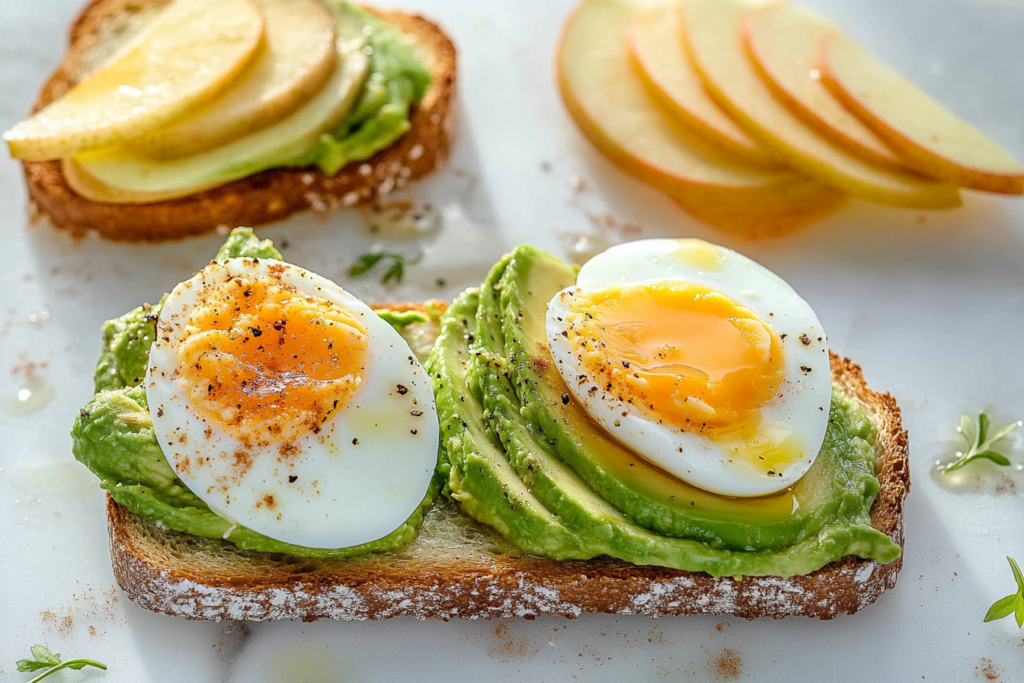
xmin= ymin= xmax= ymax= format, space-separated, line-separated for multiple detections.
xmin=16 ymin=644 xmax=106 ymax=682
xmin=348 ymin=252 xmax=421 ymax=285
xmin=941 ymin=412 xmax=1021 ymax=474
xmin=984 ymin=557 xmax=1024 ymax=628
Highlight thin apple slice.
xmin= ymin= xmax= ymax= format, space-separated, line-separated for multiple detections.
xmin=680 ymin=0 xmax=960 ymax=209
xmin=131 ymin=0 xmax=338 ymax=160
xmin=629 ymin=4 xmax=782 ymax=170
xmin=5 ymin=0 xmax=265 ymax=161
xmin=65 ymin=25 xmax=370 ymax=203
xmin=558 ymin=0 xmax=843 ymax=236
xmin=743 ymin=3 xmax=906 ymax=171
xmin=819 ymin=33 xmax=1024 ymax=195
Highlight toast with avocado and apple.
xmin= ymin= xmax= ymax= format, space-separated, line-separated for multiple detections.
xmin=75 ymin=228 xmax=908 ymax=622
xmin=11 ymin=0 xmax=456 ymax=241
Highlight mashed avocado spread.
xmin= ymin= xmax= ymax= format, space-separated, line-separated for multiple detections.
xmin=425 ymin=246 xmax=901 ymax=578
xmin=73 ymin=228 xmax=439 ymax=559
xmin=289 ymin=2 xmax=431 ymax=176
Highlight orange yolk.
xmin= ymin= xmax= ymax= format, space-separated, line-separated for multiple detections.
xmin=176 ymin=275 xmax=368 ymax=445
xmin=565 ymin=282 xmax=786 ymax=432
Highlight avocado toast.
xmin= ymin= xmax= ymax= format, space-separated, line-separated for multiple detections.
xmin=73 ymin=229 xmax=908 ymax=621
xmin=10 ymin=0 xmax=457 ymax=241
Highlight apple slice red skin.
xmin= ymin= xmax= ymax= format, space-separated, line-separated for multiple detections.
xmin=740 ymin=3 xmax=908 ymax=173
xmin=679 ymin=0 xmax=962 ymax=210
xmin=628 ymin=5 xmax=784 ymax=171
xmin=817 ymin=34 xmax=1024 ymax=196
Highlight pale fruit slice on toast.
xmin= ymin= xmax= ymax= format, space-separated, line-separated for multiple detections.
xmin=558 ymin=0 xmax=844 ymax=237
xmin=742 ymin=2 xmax=907 ymax=172
xmin=680 ymin=0 xmax=960 ymax=209
xmin=628 ymin=3 xmax=781 ymax=170
xmin=5 ymin=0 xmax=265 ymax=161
xmin=819 ymin=32 xmax=1024 ymax=195
xmin=64 ymin=18 xmax=370 ymax=203
xmin=131 ymin=0 xmax=340 ymax=160
xmin=20 ymin=0 xmax=458 ymax=241
xmin=104 ymin=301 xmax=909 ymax=622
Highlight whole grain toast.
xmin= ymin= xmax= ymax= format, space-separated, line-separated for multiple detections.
xmin=106 ymin=302 xmax=909 ymax=622
xmin=20 ymin=0 xmax=458 ymax=242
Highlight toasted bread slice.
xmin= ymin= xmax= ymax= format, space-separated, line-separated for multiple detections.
xmin=20 ymin=0 xmax=457 ymax=242
xmin=106 ymin=302 xmax=909 ymax=622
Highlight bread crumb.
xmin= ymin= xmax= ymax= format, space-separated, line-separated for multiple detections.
xmin=976 ymin=657 xmax=1001 ymax=680
xmin=486 ymin=620 xmax=536 ymax=660
xmin=11 ymin=358 xmax=48 ymax=383
xmin=711 ymin=648 xmax=742 ymax=680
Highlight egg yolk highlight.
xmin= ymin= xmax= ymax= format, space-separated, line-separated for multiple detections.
xmin=564 ymin=282 xmax=786 ymax=432
xmin=175 ymin=273 xmax=368 ymax=445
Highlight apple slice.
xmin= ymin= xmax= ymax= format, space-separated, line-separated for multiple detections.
xmin=743 ymin=3 xmax=906 ymax=171
xmin=680 ymin=0 xmax=960 ymax=209
xmin=628 ymin=4 xmax=781 ymax=170
xmin=819 ymin=33 xmax=1024 ymax=195
xmin=65 ymin=24 xmax=370 ymax=203
xmin=131 ymin=0 xmax=338 ymax=160
xmin=558 ymin=0 xmax=843 ymax=236
xmin=5 ymin=0 xmax=265 ymax=161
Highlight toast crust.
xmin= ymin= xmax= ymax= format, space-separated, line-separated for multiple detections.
xmin=105 ymin=300 xmax=910 ymax=622
xmin=20 ymin=0 xmax=458 ymax=242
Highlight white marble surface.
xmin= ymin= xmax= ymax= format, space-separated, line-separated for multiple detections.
xmin=2 ymin=0 xmax=1024 ymax=681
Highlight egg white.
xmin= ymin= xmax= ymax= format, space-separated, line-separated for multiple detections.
xmin=546 ymin=238 xmax=831 ymax=497
xmin=146 ymin=258 xmax=438 ymax=549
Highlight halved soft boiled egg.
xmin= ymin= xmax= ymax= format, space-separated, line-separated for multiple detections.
xmin=147 ymin=257 xmax=438 ymax=549
xmin=546 ymin=238 xmax=831 ymax=497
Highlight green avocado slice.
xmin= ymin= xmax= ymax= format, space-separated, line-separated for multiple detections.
xmin=497 ymin=245 xmax=894 ymax=554
xmin=426 ymin=288 xmax=595 ymax=560
xmin=462 ymin=252 xmax=898 ymax=576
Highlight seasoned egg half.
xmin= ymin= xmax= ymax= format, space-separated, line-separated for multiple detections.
xmin=146 ymin=258 xmax=438 ymax=549
xmin=546 ymin=238 xmax=831 ymax=497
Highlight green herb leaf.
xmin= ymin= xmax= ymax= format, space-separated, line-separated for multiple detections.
xmin=1011 ymin=556 xmax=1024 ymax=592
xmin=977 ymin=412 xmax=990 ymax=445
xmin=985 ymin=594 xmax=1019 ymax=622
xmin=988 ymin=421 xmax=1022 ymax=447
xmin=942 ymin=412 xmax=1020 ymax=473
xmin=975 ymin=451 xmax=1012 ymax=467
xmin=381 ymin=260 xmax=404 ymax=284
xmin=985 ymin=557 xmax=1024 ymax=629
xmin=30 ymin=645 xmax=60 ymax=665
xmin=958 ymin=414 xmax=975 ymax=444
xmin=17 ymin=645 xmax=60 ymax=672
xmin=348 ymin=252 xmax=420 ymax=285
xmin=348 ymin=252 xmax=388 ymax=277
xmin=15 ymin=645 xmax=107 ymax=682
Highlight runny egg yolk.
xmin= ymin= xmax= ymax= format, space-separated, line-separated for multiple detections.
xmin=175 ymin=274 xmax=368 ymax=445
xmin=565 ymin=282 xmax=786 ymax=432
